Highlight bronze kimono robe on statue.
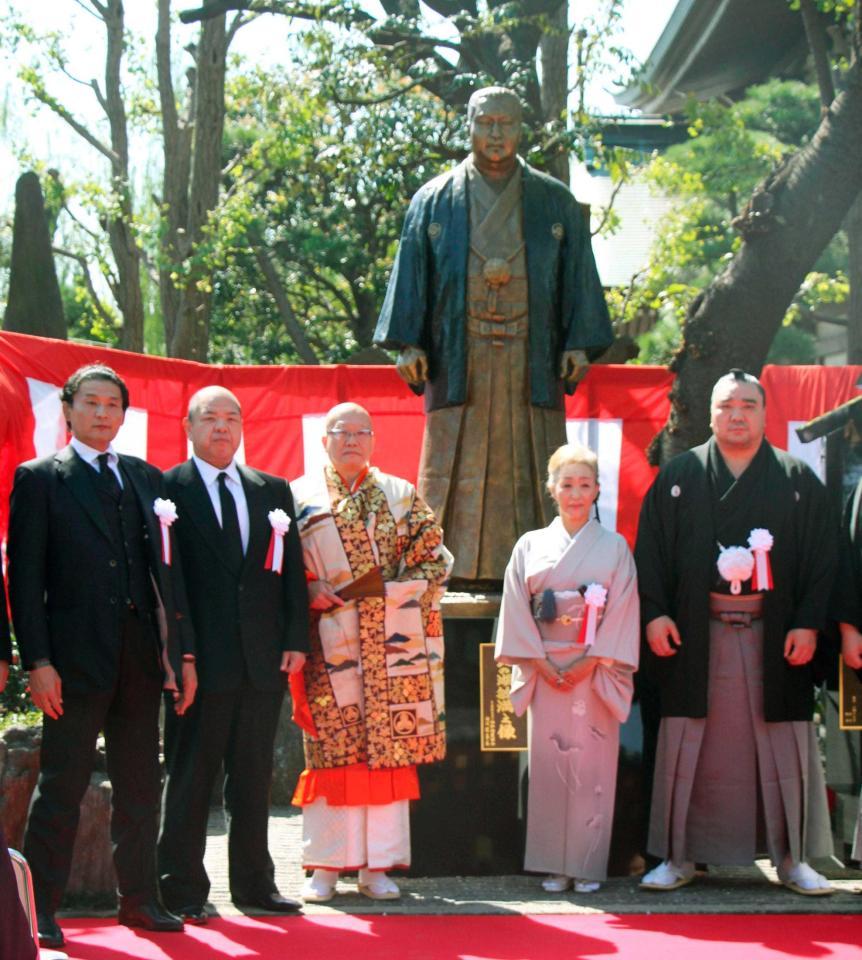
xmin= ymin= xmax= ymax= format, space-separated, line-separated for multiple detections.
xmin=292 ymin=466 xmax=452 ymax=774
xmin=374 ymin=156 xmax=613 ymax=584
xmin=495 ymin=518 xmax=639 ymax=881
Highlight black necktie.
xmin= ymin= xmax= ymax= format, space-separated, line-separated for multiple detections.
xmin=218 ymin=472 xmax=243 ymax=570
xmin=97 ymin=452 xmax=122 ymax=500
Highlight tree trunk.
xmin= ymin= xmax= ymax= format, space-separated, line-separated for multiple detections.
xmin=539 ymin=2 xmax=569 ymax=184
xmin=157 ymin=0 xmax=194 ymax=351
xmin=649 ymin=62 xmax=862 ymax=464
xmin=169 ymin=8 xmax=227 ymax=360
xmin=252 ymin=242 xmax=319 ymax=363
xmin=847 ymin=192 xmax=862 ymax=363
xmin=103 ymin=0 xmax=145 ymax=353
xmin=3 ymin=172 xmax=66 ymax=339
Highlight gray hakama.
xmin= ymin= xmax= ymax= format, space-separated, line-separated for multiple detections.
xmin=648 ymin=593 xmax=833 ymax=865
xmin=496 ymin=518 xmax=640 ymax=880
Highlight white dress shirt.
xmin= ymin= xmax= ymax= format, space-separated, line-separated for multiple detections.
xmin=70 ymin=436 xmax=124 ymax=489
xmin=192 ymin=455 xmax=250 ymax=554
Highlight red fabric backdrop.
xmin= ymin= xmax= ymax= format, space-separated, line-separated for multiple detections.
xmin=1 ymin=331 xmax=859 ymax=549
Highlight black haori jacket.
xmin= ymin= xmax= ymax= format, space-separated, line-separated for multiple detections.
xmin=635 ymin=438 xmax=836 ymax=722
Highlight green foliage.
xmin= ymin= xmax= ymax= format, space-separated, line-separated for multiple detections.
xmin=206 ymin=50 xmax=456 ymax=363
xmin=0 ymin=658 xmax=37 ymax=728
xmin=616 ymin=80 xmax=847 ymax=364
xmin=767 ymin=324 xmax=817 ymax=364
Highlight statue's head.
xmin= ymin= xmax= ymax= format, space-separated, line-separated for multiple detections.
xmin=467 ymin=86 xmax=522 ymax=177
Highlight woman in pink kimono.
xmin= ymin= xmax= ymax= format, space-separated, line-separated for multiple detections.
xmin=495 ymin=444 xmax=639 ymax=893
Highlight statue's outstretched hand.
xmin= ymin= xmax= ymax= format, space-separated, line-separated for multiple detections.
xmin=560 ymin=349 xmax=589 ymax=387
xmin=396 ymin=346 xmax=429 ymax=386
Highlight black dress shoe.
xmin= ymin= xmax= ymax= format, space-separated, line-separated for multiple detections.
xmin=118 ymin=899 xmax=184 ymax=932
xmin=175 ymin=905 xmax=209 ymax=925
xmin=37 ymin=911 xmax=65 ymax=949
xmin=233 ymin=890 xmax=302 ymax=913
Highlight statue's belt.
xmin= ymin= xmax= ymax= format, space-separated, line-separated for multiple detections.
xmin=466 ymin=315 xmax=527 ymax=338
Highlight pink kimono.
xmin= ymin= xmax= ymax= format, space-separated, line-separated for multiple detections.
xmin=495 ymin=518 xmax=639 ymax=881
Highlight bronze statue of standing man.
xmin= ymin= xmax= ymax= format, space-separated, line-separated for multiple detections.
xmin=374 ymin=87 xmax=612 ymax=587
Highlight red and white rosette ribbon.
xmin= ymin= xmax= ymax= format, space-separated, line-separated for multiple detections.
xmin=578 ymin=583 xmax=608 ymax=647
xmin=265 ymin=508 xmax=291 ymax=575
xmin=153 ymin=498 xmax=178 ymax=565
xmin=747 ymin=528 xmax=774 ymax=591
xmin=717 ymin=544 xmax=754 ymax=595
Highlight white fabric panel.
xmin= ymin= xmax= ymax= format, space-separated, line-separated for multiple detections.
xmin=112 ymin=407 xmax=148 ymax=460
xmin=26 ymin=377 xmax=66 ymax=457
xmin=302 ymin=413 xmax=329 ymax=477
xmin=565 ymin=418 xmax=623 ymax=533
xmin=787 ymin=421 xmax=825 ymax=482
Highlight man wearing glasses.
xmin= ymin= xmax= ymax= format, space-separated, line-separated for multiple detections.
xmin=290 ymin=403 xmax=452 ymax=903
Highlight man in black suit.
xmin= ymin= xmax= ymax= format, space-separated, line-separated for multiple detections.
xmin=1 ymin=575 xmax=38 ymax=960
xmin=157 ymin=385 xmax=309 ymax=921
xmin=7 ymin=364 xmax=196 ymax=949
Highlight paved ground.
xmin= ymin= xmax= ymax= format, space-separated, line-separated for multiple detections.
xmin=199 ymin=806 xmax=861 ymax=917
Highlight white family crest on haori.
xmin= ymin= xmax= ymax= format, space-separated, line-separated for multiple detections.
xmin=153 ymin=498 xmax=178 ymax=565
xmin=265 ymin=508 xmax=292 ymax=575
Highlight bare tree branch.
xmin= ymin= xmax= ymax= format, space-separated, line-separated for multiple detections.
xmin=590 ymin=176 xmax=625 ymax=237
xmin=30 ymin=88 xmax=118 ymax=163
xmin=53 ymin=245 xmax=116 ymax=328
xmin=332 ymin=77 xmax=426 ymax=106
xmin=799 ymin=0 xmax=836 ymax=110
xmin=250 ymin=232 xmax=320 ymax=363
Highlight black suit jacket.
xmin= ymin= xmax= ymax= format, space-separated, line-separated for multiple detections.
xmin=165 ymin=460 xmax=309 ymax=693
xmin=0 ymin=573 xmax=10 ymax=664
xmin=7 ymin=446 xmax=195 ymax=693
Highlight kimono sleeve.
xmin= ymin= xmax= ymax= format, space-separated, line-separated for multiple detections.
xmin=495 ymin=535 xmax=545 ymax=663
xmin=833 ymin=481 xmax=862 ymax=629
xmin=634 ymin=471 xmax=676 ymax=628
xmin=560 ymin=191 xmax=613 ymax=361
xmin=374 ymin=187 xmax=432 ymax=353
xmin=790 ymin=465 xmax=837 ymax=631
xmin=592 ymin=537 xmax=639 ymax=669
xmin=398 ymin=490 xmax=452 ymax=587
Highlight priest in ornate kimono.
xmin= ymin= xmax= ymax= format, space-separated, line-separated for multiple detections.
xmin=636 ymin=370 xmax=835 ymax=895
xmin=833 ymin=476 xmax=862 ymax=862
xmin=290 ymin=403 xmax=452 ymax=903
xmin=495 ymin=444 xmax=639 ymax=893
xmin=374 ymin=86 xmax=613 ymax=586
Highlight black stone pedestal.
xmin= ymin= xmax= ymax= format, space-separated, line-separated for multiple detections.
xmin=410 ymin=594 xmax=649 ymax=878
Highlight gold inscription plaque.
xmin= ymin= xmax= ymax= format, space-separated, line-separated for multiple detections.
xmin=479 ymin=642 xmax=527 ymax=751
xmin=839 ymin=656 xmax=862 ymax=730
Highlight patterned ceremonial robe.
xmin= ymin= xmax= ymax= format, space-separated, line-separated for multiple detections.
xmin=292 ymin=465 xmax=452 ymax=775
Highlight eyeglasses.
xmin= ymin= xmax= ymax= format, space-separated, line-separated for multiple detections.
xmin=327 ymin=429 xmax=374 ymax=440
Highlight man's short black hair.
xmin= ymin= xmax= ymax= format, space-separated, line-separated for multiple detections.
xmin=60 ymin=364 xmax=130 ymax=410
xmin=711 ymin=368 xmax=766 ymax=406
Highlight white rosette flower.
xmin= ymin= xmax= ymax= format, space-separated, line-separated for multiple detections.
xmin=266 ymin=508 xmax=292 ymax=574
xmin=747 ymin=527 xmax=774 ymax=591
xmin=153 ymin=498 xmax=178 ymax=564
xmin=580 ymin=582 xmax=608 ymax=647
xmin=717 ymin=545 xmax=754 ymax=595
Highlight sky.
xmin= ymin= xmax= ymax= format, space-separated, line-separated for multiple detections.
xmin=0 ymin=0 xmax=679 ymax=221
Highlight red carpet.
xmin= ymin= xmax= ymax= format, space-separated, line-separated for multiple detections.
xmin=55 ymin=914 xmax=861 ymax=960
